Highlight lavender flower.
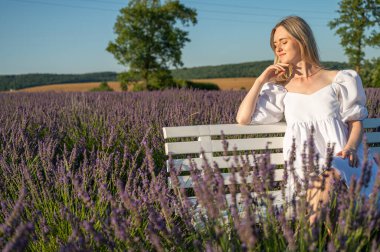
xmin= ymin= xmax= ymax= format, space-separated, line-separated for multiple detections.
xmin=0 ymin=89 xmax=379 ymax=251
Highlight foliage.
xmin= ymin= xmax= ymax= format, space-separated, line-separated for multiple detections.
xmin=361 ymin=57 xmax=380 ymax=88
xmin=329 ymin=0 xmax=380 ymax=73
xmin=0 ymin=89 xmax=379 ymax=250
xmin=90 ymin=82 xmax=114 ymax=92
xmin=119 ymin=81 xmax=128 ymax=91
xmin=144 ymin=68 xmax=176 ymax=90
xmin=107 ymin=0 xmax=197 ymax=90
xmin=175 ymin=79 xmax=220 ymax=90
xmin=0 ymin=72 xmax=117 ymax=91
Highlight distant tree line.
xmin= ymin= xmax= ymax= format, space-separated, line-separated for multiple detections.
xmin=0 ymin=72 xmax=117 ymax=91
xmin=171 ymin=61 xmax=351 ymax=79
xmin=2 ymin=60 xmax=379 ymax=91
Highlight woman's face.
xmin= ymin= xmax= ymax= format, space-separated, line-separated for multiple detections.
xmin=273 ymin=26 xmax=302 ymax=64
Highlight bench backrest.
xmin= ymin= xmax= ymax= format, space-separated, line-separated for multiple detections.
xmin=163 ymin=118 xmax=380 ymax=192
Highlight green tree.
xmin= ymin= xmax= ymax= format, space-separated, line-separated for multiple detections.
xmin=107 ymin=0 xmax=197 ymax=90
xmin=361 ymin=57 xmax=380 ymax=87
xmin=328 ymin=0 xmax=379 ymax=73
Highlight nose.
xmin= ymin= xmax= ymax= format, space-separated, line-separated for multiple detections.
xmin=276 ymin=44 xmax=283 ymax=52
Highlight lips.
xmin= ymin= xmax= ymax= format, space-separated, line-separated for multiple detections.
xmin=279 ymin=53 xmax=286 ymax=57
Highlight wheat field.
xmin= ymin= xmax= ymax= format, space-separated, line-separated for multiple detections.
xmin=16 ymin=77 xmax=256 ymax=92
xmin=191 ymin=77 xmax=256 ymax=90
xmin=18 ymin=81 xmax=123 ymax=92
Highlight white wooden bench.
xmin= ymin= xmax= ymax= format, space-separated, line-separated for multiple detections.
xmin=163 ymin=118 xmax=380 ymax=213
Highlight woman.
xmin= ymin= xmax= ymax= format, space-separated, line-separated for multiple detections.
xmin=236 ymin=16 xmax=379 ymax=224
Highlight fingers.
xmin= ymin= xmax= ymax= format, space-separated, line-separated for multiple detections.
xmin=350 ymin=152 xmax=359 ymax=167
xmin=337 ymin=150 xmax=358 ymax=167
xmin=259 ymin=63 xmax=292 ymax=83
xmin=273 ymin=65 xmax=286 ymax=74
xmin=336 ymin=150 xmax=348 ymax=158
xmin=273 ymin=64 xmax=292 ymax=81
xmin=271 ymin=63 xmax=290 ymax=72
xmin=346 ymin=150 xmax=358 ymax=167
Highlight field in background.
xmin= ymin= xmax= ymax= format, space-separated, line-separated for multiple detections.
xmin=19 ymin=81 xmax=123 ymax=92
xmin=192 ymin=77 xmax=255 ymax=90
xmin=17 ymin=77 xmax=256 ymax=92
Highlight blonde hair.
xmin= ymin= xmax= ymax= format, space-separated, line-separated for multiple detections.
xmin=270 ymin=16 xmax=321 ymax=67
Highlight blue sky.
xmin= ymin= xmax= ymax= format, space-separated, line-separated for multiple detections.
xmin=0 ymin=0 xmax=379 ymax=75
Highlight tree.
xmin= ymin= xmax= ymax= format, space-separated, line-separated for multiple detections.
xmin=328 ymin=0 xmax=379 ymax=73
xmin=107 ymin=0 xmax=197 ymax=90
xmin=361 ymin=57 xmax=380 ymax=87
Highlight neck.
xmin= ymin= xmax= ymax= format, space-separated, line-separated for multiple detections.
xmin=293 ymin=61 xmax=320 ymax=78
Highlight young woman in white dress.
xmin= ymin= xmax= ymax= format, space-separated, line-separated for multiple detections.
xmin=236 ymin=16 xmax=379 ymax=225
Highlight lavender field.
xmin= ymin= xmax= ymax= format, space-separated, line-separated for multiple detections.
xmin=0 ymin=88 xmax=380 ymax=251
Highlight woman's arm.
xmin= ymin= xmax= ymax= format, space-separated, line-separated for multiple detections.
xmin=236 ymin=63 xmax=289 ymax=125
xmin=336 ymin=120 xmax=363 ymax=167
xmin=236 ymin=78 xmax=266 ymax=125
xmin=346 ymin=120 xmax=363 ymax=150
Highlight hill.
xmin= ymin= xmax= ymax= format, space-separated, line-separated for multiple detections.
xmin=0 ymin=61 xmax=349 ymax=91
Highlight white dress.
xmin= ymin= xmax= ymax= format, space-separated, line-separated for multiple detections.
xmin=251 ymin=69 xmax=379 ymax=201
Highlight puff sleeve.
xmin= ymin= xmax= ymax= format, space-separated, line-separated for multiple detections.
xmin=251 ymin=83 xmax=286 ymax=124
xmin=334 ymin=69 xmax=368 ymax=123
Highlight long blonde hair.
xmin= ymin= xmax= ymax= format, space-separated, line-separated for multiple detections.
xmin=270 ymin=16 xmax=321 ymax=67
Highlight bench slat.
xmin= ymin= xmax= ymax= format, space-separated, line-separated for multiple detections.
xmin=212 ymin=137 xmax=284 ymax=152
xmin=366 ymin=132 xmax=380 ymax=144
xmin=363 ymin=118 xmax=380 ymax=129
xmin=371 ymin=147 xmax=380 ymax=154
xmin=167 ymin=153 xmax=284 ymax=172
xmin=171 ymin=169 xmax=285 ymax=188
xmin=163 ymin=123 xmax=287 ymax=139
xmin=163 ymin=119 xmax=378 ymax=139
xmin=165 ymin=137 xmax=284 ymax=155
xmin=188 ymin=190 xmax=285 ymax=207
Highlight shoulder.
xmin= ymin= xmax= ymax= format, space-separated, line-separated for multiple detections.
xmin=331 ymin=70 xmax=365 ymax=97
xmin=319 ymin=69 xmax=361 ymax=85
xmin=259 ymin=82 xmax=287 ymax=98
xmin=333 ymin=69 xmax=361 ymax=85
xmin=319 ymin=69 xmax=339 ymax=83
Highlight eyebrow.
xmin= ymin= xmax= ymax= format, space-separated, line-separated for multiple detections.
xmin=273 ymin=38 xmax=288 ymax=44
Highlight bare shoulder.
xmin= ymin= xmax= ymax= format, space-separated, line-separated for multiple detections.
xmin=319 ymin=69 xmax=339 ymax=83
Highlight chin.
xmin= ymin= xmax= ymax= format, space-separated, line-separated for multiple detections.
xmin=279 ymin=59 xmax=289 ymax=64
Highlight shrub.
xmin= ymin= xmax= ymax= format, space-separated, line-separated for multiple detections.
xmin=90 ymin=81 xmax=113 ymax=91
xmin=175 ymin=79 xmax=220 ymax=90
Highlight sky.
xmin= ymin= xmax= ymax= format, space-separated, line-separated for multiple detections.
xmin=0 ymin=0 xmax=379 ymax=75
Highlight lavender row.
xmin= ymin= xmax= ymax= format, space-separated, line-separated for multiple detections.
xmin=0 ymin=88 xmax=379 ymax=251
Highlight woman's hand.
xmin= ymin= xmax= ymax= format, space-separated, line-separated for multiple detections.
xmin=336 ymin=147 xmax=358 ymax=167
xmin=257 ymin=63 xmax=291 ymax=84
